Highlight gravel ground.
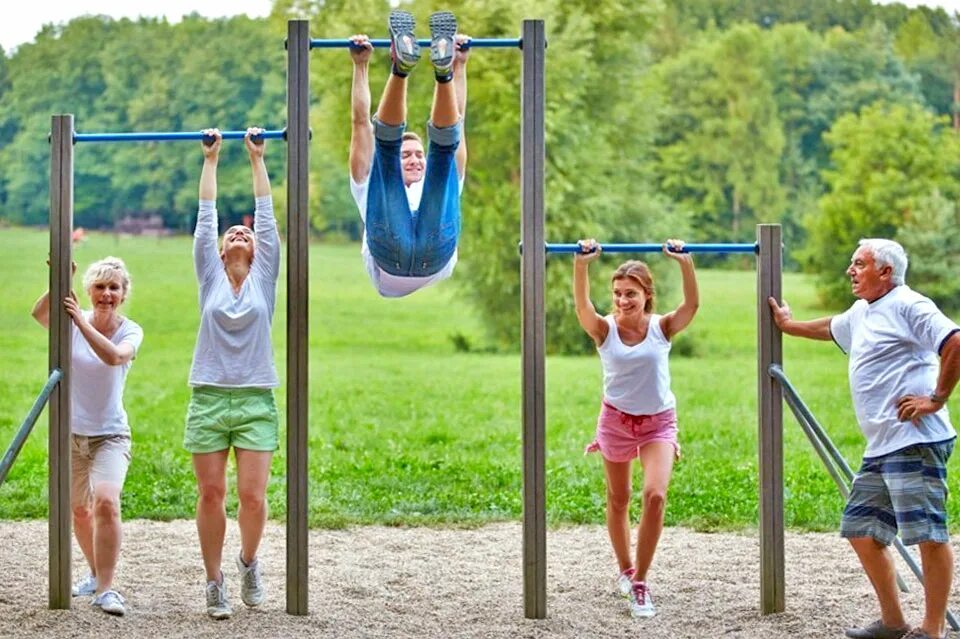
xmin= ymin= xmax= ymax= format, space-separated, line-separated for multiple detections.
xmin=0 ymin=519 xmax=957 ymax=638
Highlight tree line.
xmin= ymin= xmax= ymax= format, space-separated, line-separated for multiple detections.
xmin=1 ymin=0 xmax=958 ymax=351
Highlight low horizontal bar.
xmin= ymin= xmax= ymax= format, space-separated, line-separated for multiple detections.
xmin=310 ymin=38 xmax=521 ymax=50
xmin=544 ymin=243 xmax=759 ymax=255
xmin=72 ymin=130 xmax=287 ymax=143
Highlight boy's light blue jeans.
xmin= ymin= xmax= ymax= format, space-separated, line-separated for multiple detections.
xmin=366 ymin=118 xmax=461 ymax=277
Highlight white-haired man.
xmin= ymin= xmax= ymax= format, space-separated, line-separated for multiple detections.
xmin=769 ymin=239 xmax=960 ymax=639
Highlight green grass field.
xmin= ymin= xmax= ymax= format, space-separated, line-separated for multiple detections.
xmin=0 ymin=226 xmax=950 ymax=532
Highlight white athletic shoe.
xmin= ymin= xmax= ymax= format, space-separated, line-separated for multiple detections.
xmin=236 ymin=554 xmax=265 ymax=607
xmin=92 ymin=590 xmax=126 ymax=616
xmin=206 ymin=574 xmax=233 ymax=619
xmin=72 ymin=573 xmax=97 ymax=597
xmin=617 ymin=568 xmax=635 ymax=598
xmin=630 ymin=581 xmax=656 ymax=618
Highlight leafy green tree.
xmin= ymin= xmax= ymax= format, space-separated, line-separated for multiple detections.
xmin=661 ymin=0 xmax=952 ymax=38
xmin=810 ymin=101 xmax=960 ymax=305
xmin=895 ymin=189 xmax=960 ymax=311
xmin=0 ymin=15 xmax=286 ymax=230
xmin=764 ymin=22 xmax=924 ymax=259
xmin=895 ymin=12 xmax=960 ymax=129
xmin=651 ymin=23 xmax=785 ymax=243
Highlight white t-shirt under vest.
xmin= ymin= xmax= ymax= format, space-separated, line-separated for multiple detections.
xmin=350 ymin=173 xmax=462 ymax=298
xmin=830 ymin=285 xmax=958 ymax=458
xmin=71 ymin=310 xmax=144 ymax=436
xmin=597 ymin=314 xmax=676 ymax=416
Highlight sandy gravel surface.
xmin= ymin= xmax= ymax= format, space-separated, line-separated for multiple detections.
xmin=0 ymin=519 xmax=957 ymax=638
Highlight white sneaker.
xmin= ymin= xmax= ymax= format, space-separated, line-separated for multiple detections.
xmin=92 ymin=590 xmax=126 ymax=616
xmin=236 ymin=554 xmax=265 ymax=607
xmin=72 ymin=573 xmax=97 ymax=597
xmin=630 ymin=581 xmax=656 ymax=618
xmin=206 ymin=574 xmax=233 ymax=619
xmin=617 ymin=568 xmax=635 ymax=598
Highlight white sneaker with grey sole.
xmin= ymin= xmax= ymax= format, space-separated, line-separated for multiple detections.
xmin=237 ymin=554 xmax=265 ymax=607
xmin=206 ymin=575 xmax=232 ymax=619
xmin=92 ymin=590 xmax=126 ymax=616
xmin=72 ymin=573 xmax=97 ymax=597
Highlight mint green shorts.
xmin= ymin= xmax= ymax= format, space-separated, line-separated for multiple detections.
xmin=183 ymin=386 xmax=279 ymax=454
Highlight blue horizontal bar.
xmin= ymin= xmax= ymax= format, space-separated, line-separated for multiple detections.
xmin=311 ymin=38 xmax=521 ymax=50
xmin=545 ymin=243 xmax=758 ymax=255
xmin=73 ymin=130 xmax=286 ymax=143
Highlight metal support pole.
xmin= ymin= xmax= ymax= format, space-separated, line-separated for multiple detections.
xmin=286 ymin=19 xmax=310 ymax=616
xmin=48 ymin=114 xmax=73 ymax=610
xmin=757 ymin=224 xmax=784 ymax=614
xmin=520 ymin=18 xmax=547 ymax=620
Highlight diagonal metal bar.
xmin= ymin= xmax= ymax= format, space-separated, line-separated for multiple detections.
xmin=0 ymin=369 xmax=63 ymax=487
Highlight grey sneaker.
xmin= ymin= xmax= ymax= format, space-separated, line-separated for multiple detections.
xmin=428 ymin=11 xmax=457 ymax=79
xmin=236 ymin=554 xmax=265 ymax=607
xmin=388 ymin=10 xmax=420 ymax=76
xmin=844 ymin=620 xmax=911 ymax=639
xmin=205 ymin=574 xmax=232 ymax=620
xmin=92 ymin=590 xmax=125 ymax=616
xmin=72 ymin=573 xmax=97 ymax=597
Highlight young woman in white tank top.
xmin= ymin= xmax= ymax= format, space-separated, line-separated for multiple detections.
xmin=573 ymin=238 xmax=699 ymax=619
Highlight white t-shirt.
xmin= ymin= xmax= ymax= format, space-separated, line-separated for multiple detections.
xmin=189 ymin=196 xmax=280 ymax=388
xmin=350 ymin=173 xmax=463 ymax=298
xmin=71 ymin=311 xmax=144 ymax=436
xmin=598 ymin=315 xmax=676 ymax=416
xmin=830 ymin=285 xmax=959 ymax=458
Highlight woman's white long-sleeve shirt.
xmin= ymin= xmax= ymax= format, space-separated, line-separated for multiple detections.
xmin=188 ymin=196 xmax=280 ymax=388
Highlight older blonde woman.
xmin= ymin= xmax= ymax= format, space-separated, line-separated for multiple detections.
xmin=31 ymin=257 xmax=144 ymax=617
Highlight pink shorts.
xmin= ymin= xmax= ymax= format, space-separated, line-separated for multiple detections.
xmin=585 ymin=401 xmax=679 ymax=463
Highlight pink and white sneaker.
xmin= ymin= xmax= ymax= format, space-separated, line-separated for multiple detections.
xmin=630 ymin=580 xmax=656 ymax=618
xmin=617 ymin=568 xmax=636 ymax=598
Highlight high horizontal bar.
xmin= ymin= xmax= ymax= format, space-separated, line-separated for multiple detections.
xmin=310 ymin=38 xmax=521 ymax=50
xmin=72 ymin=130 xmax=287 ymax=143
xmin=543 ymin=243 xmax=759 ymax=255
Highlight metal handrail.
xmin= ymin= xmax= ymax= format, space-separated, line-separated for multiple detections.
xmin=0 ymin=369 xmax=62 ymax=487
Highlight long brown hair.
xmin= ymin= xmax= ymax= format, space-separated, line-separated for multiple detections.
xmin=611 ymin=260 xmax=655 ymax=313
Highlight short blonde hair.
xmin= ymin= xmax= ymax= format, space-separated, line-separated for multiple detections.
xmin=82 ymin=256 xmax=131 ymax=298
xmin=611 ymin=260 xmax=655 ymax=313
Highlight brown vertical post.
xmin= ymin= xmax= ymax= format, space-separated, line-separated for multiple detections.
xmin=520 ymin=19 xmax=547 ymax=620
xmin=757 ymin=224 xmax=784 ymax=614
xmin=286 ymin=19 xmax=310 ymax=615
xmin=48 ymin=114 xmax=73 ymax=609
